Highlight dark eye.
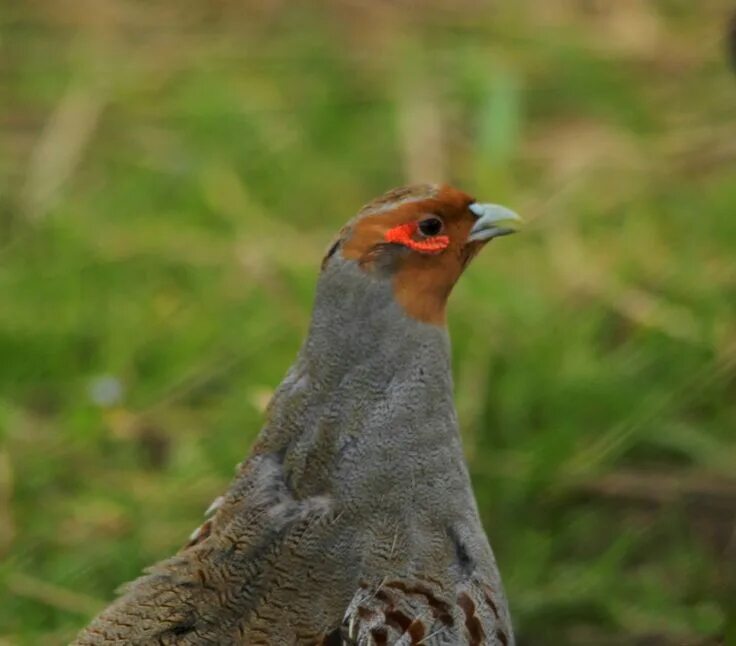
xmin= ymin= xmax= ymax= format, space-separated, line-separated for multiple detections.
xmin=418 ymin=216 xmax=444 ymax=237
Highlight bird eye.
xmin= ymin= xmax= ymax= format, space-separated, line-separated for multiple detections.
xmin=417 ymin=216 xmax=444 ymax=237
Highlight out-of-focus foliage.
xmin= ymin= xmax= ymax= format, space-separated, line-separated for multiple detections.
xmin=1 ymin=2 xmax=735 ymax=644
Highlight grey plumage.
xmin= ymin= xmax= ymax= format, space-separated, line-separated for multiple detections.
xmin=75 ymin=185 xmax=516 ymax=645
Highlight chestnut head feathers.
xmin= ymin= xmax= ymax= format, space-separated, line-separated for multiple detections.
xmin=324 ymin=184 xmax=520 ymax=325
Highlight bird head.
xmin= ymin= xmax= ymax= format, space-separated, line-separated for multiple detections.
xmin=321 ymin=184 xmax=521 ymax=325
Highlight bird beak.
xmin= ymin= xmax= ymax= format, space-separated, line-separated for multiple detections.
xmin=468 ymin=203 xmax=522 ymax=242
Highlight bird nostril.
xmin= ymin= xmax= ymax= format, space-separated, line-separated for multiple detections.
xmin=468 ymin=203 xmax=486 ymax=218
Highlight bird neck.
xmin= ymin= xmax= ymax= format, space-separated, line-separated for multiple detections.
xmin=303 ymin=257 xmax=453 ymax=388
xmin=253 ymin=258 xmax=472 ymax=507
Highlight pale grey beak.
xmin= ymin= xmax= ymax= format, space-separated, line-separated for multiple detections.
xmin=468 ymin=203 xmax=522 ymax=242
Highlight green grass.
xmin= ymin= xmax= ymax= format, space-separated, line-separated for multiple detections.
xmin=1 ymin=2 xmax=735 ymax=644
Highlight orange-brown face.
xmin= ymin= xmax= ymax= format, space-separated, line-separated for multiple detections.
xmin=332 ymin=184 xmax=520 ymax=326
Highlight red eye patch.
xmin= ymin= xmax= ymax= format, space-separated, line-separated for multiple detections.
xmin=384 ymin=222 xmax=450 ymax=253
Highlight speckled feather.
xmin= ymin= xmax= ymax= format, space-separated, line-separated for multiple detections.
xmin=74 ymin=185 xmax=515 ymax=646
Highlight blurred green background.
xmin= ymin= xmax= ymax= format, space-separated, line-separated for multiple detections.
xmin=2 ymin=1 xmax=735 ymax=644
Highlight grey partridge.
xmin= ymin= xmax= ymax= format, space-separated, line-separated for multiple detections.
xmin=75 ymin=184 xmax=521 ymax=645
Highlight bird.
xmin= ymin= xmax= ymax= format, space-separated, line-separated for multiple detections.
xmin=74 ymin=183 xmax=521 ymax=646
